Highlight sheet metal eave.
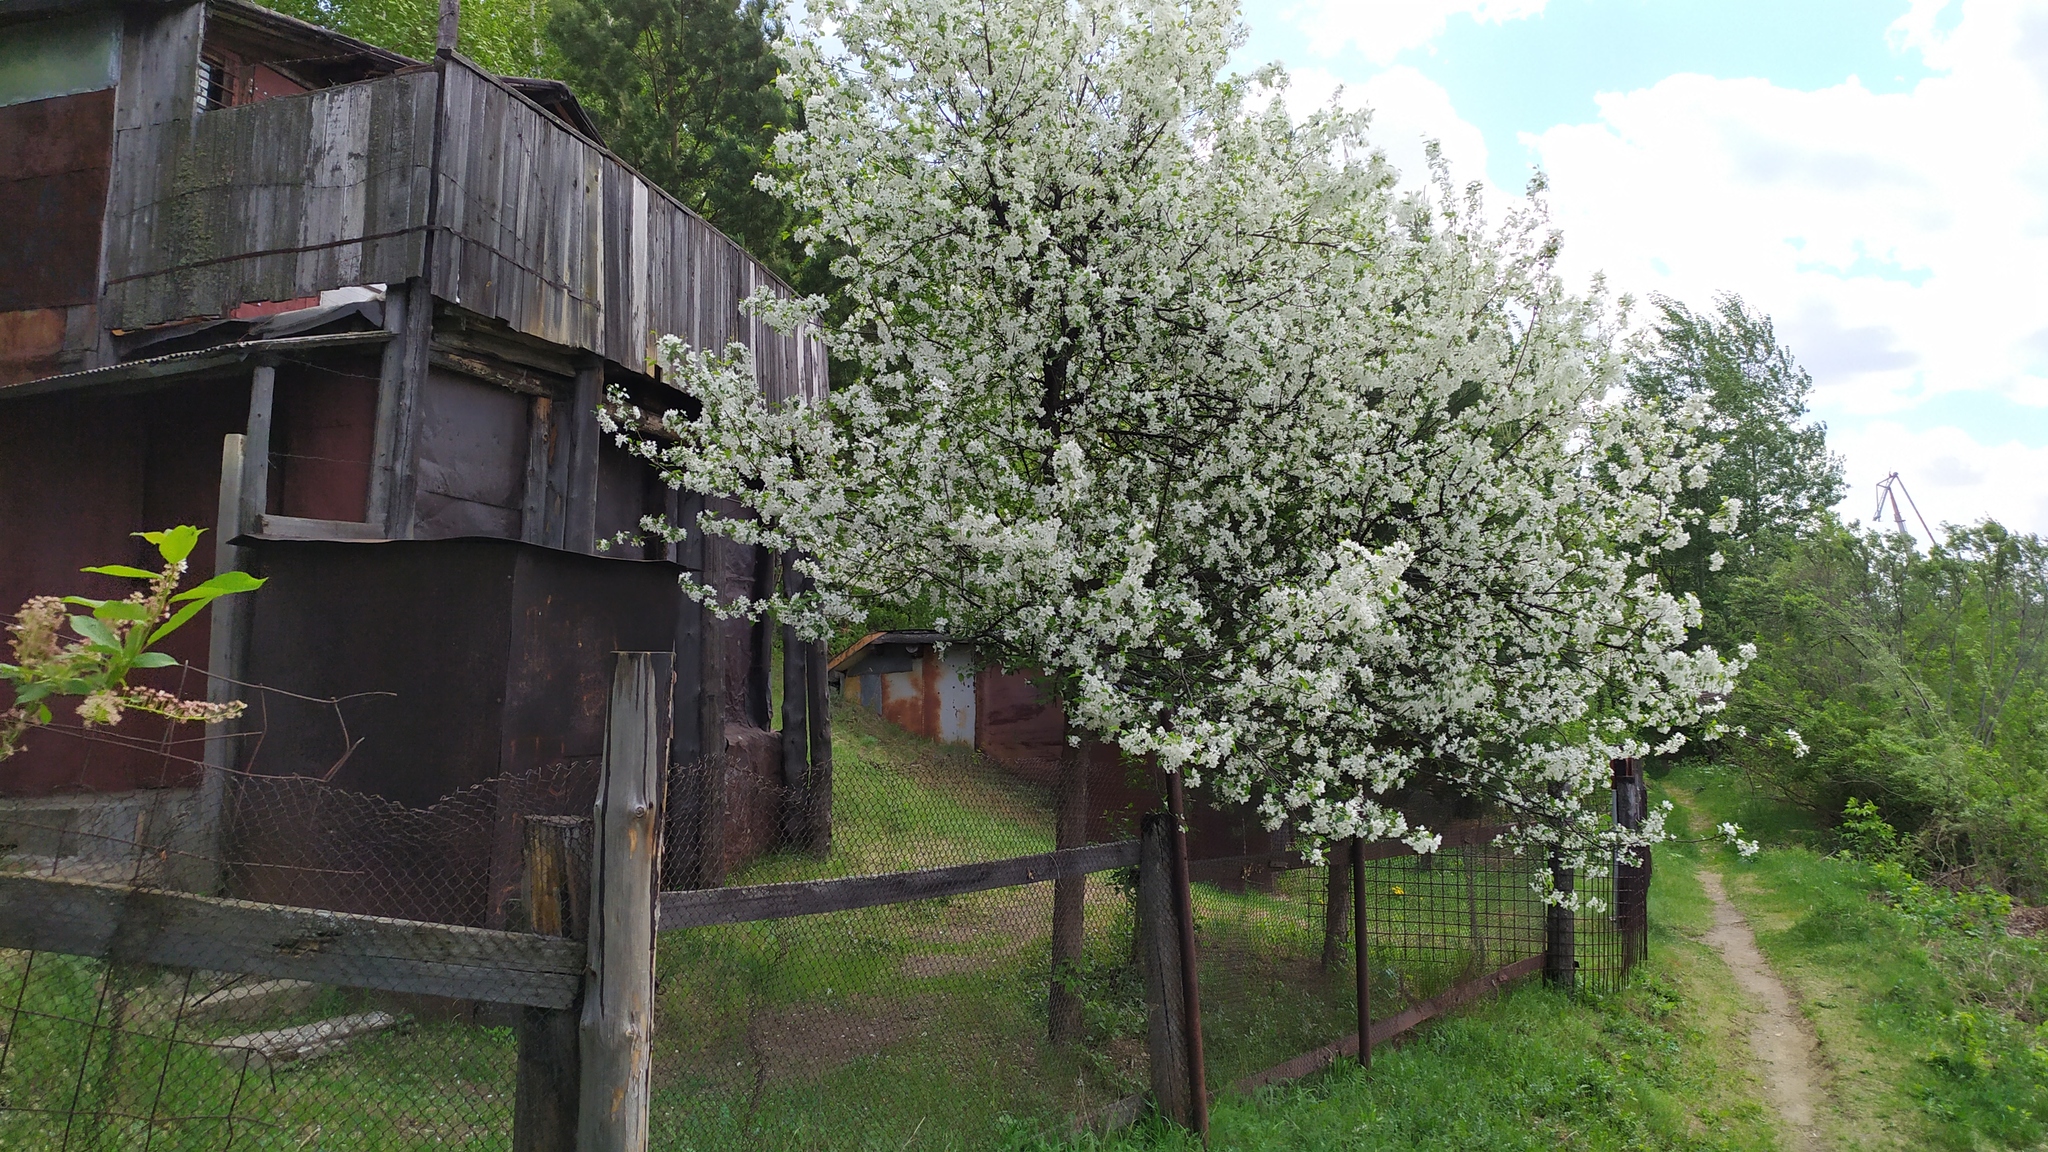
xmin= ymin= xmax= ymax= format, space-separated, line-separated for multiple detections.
xmin=0 ymin=331 xmax=391 ymax=401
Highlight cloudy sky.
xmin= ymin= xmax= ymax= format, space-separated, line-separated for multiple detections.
xmin=1235 ymin=0 xmax=2048 ymax=539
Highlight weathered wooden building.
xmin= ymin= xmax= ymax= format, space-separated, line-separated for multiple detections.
xmin=0 ymin=0 xmax=827 ymax=893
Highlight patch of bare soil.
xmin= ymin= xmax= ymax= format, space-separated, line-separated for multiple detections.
xmin=1700 ymin=870 xmax=1830 ymax=1152
xmin=2009 ymin=904 xmax=2047 ymax=937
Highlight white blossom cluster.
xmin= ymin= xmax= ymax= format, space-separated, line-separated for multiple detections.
xmin=603 ymin=0 xmax=1746 ymax=885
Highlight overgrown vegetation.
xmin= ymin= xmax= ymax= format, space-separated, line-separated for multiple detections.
xmin=1669 ymin=764 xmax=2048 ymax=1150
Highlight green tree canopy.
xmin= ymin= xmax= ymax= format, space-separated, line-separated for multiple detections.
xmin=547 ymin=0 xmax=801 ymax=281
xmin=1627 ymin=293 xmax=1845 ymax=643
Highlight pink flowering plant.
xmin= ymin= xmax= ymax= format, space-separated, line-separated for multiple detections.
xmin=1 ymin=526 xmax=263 ymax=760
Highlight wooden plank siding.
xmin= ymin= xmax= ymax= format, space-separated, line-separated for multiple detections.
xmin=97 ymin=52 xmax=822 ymax=405
xmin=431 ymin=60 xmax=824 ymax=404
xmin=103 ymin=68 xmax=437 ymax=328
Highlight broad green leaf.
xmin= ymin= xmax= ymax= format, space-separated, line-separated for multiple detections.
xmin=138 ymin=526 xmax=204 ymax=565
xmin=93 ymin=601 xmax=150 ymax=622
xmin=69 ymin=615 xmax=120 ymax=649
xmin=17 ymin=684 xmax=53 ymax=704
xmin=34 ymin=704 xmax=50 ymax=723
xmin=169 ymin=571 xmax=266 ymax=601
xmin=147 ymin=600 xmax=211 ymax=646
xmin=130 ymin=652 xmax=178 ymax=669
xmin=61 ymin=596 xmax=108 ymax=609
xmin=81 ymin=564 xmax=161 ymax=581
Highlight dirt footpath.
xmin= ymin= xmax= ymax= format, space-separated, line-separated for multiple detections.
xmin=1699 ymin=869 xmax=1829 ymax=1151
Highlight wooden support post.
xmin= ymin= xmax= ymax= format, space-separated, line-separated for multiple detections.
xmin=1047 ymin=740 xmax=1090 ymax=1043
xmin=1351 ymin=835 xmax=1370 ymax=1071
xmin=579 ymin=653 xmax=671 ymax=1152
xmin=564 ymin=362 xmax=603 ymax=554
xmin=1613 ymin=758 xmax=1649 ymax=971
xmin=436 ymin=0 xmax=460 ymax=54
xmin=1164 ymin=770 xmax=1208 ymax=1138
xmin=515 ymin=815 xmax=590 ymax=1152
xmin=170 ymin=434 xmax=250 ymax=893
xmin=803 ymin=635 xmax=832 ymax=857
xmin=1137 ymin=812 xmax=1190 ymax=1126
xmin=1320 ymin=838 xmax=1352 ymax=971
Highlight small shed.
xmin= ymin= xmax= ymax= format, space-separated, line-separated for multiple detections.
xmin=0 ymin=0 xmax=827 ymax=898
xmin=830 ymin=635 xmax=1285 ymax=867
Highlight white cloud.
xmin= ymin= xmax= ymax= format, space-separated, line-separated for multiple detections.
xmin=1281 ymin=0 xmax=1547 ymax=65
xmin=1282 ymin=65 xmax=1497 ymax=195
xmin=1524 ymin=1 xmax=2048 ymax=428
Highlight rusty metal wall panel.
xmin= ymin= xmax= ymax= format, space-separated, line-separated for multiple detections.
xmin=0 ymin=89 xmax=114 ymax=312
xmin=270 ymin=354 xmax=380 ymax=522
xmin=410 ymin=367 xmax=529 ymax=539
xmin=0 ymin=379 xmax=247 ymax=796
xmin=102 ymin=68 xmax=435 ymax=330
xmin=237 ymin=537 xmax=687 ymax=804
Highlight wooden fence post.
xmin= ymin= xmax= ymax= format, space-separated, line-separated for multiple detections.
xmin=1612 ymin=757 xmax=1649 ymax=971
xmin=1048 ymin=741 xmax=1090 ymax=1042
xmin=802 ymin=636 xmax=832 ymax=857
xmin=1136 ymin=813 xmax=1190 ymax=1125
xmin=579 ymin=653 xmax=671 ymax=1152
xmin=1352 ymin=835 xmax=1371 ymax=1070
xmin=1164 ymin=770 xmax=1209 ymax=1138
xmin=515 ymin=815 xmax=591 ymax=1152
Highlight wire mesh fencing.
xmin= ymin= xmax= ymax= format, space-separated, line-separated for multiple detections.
xmin=644 ymin=704 xmax=1656 ymax=1149
xmin=0 ymin=750 xmax=598 ymax=1150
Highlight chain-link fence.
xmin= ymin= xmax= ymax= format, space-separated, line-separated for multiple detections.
xmin=1 ymin=696 xmax=1649 ymax=1150
xmin=645 ymin=705 xmax=1650 ymax=1148
xmin=0 ymin=739 xmax=595 ymax=1151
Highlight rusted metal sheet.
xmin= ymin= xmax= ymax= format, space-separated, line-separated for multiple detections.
xmin=410 ymin=367 xmax=531 ymax=539
xmin=0 ymin=88 xmax=115 ymax=312
xmin=269 ymin=353 xmax=379 ymax=522
xmin=235 ymin=537 xmax=686 ymax=804
xmin=0 ymin=378 xmax=249 ymax=796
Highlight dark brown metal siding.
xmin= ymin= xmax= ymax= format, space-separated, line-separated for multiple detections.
xmin=411 ymin=368 xmax=531 ymax=539
xmin=0 ymin=88 xmax=114 ymax=312
xmin=269 ymin=355 xmax=380 ymax=522
xmin=0 ymin=379 xmax=248 ymax=796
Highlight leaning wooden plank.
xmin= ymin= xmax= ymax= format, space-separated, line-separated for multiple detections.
xmin=656 ymin=840 xmax=1142 ymax=930
xmin=0 ymin=872 xmax=584 ymax=1009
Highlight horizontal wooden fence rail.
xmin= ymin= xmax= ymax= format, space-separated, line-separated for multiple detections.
xmin=0 ymin=872 xmax=585 ymax=1009
xmin=656 ymin=839 xmax=1141 ymax=930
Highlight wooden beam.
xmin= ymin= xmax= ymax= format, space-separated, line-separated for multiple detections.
xmin=252 ymin=514 xmax=389 ymax=541
xmin=0 ymin=872 xmax=585 ymax=1009
xmin=430 ymin=348 xmax=558 ymax=396
xmin=514 ymin=815 xmax=591 ymax=1152
xmin=579 ymin=652 xmax=671 ymax=1152
xmin=239 ymin=364 xmax=277 ymax=534
xmin=655 ymin=840 xmax=1140 ymax=931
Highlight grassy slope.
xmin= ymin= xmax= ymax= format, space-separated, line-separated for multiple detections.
xmin=1664 ymin=762 xmax=2048 ymax=1152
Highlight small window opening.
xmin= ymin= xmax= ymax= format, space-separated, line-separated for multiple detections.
xmin=196 ymin=56 xmax=230 ymax=112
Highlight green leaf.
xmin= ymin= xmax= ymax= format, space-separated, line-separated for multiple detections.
xmin=17 ymin=684 xmax=53 ymax=705
xmin=34 ymin=704 xmax=49 ymax=723
xmin=60 ymin=596 xmax=108 ymax=609
xmin=138 ymin=526 xmax=204 ymax=565
xmin=147 ymin=600 xmax=211 ymax=646
xmin=169 ymin=571 xmax=265 ymax=602
xmin=93 ymin=601 xmax=150 ymax=622
xmin=81 ymin=564 xmax=161 ymax=581
xmin=130 ymin=652 xmax=178 ymax=669
xmin=69 ymin=615 xmax=120 ymax=649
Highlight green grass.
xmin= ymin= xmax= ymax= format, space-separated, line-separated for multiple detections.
xmin=1664 ymin=761 xmax=2048 ymax=1151
xmin=0 ymin=954 xmax=514 ymax=1150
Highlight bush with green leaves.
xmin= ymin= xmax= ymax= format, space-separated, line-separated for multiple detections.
xmin=1 ymin=527 xmax=264 ymax=759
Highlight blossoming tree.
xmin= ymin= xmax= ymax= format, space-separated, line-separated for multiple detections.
xmin=605 ymin=0 xmax=1743 ymax=887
